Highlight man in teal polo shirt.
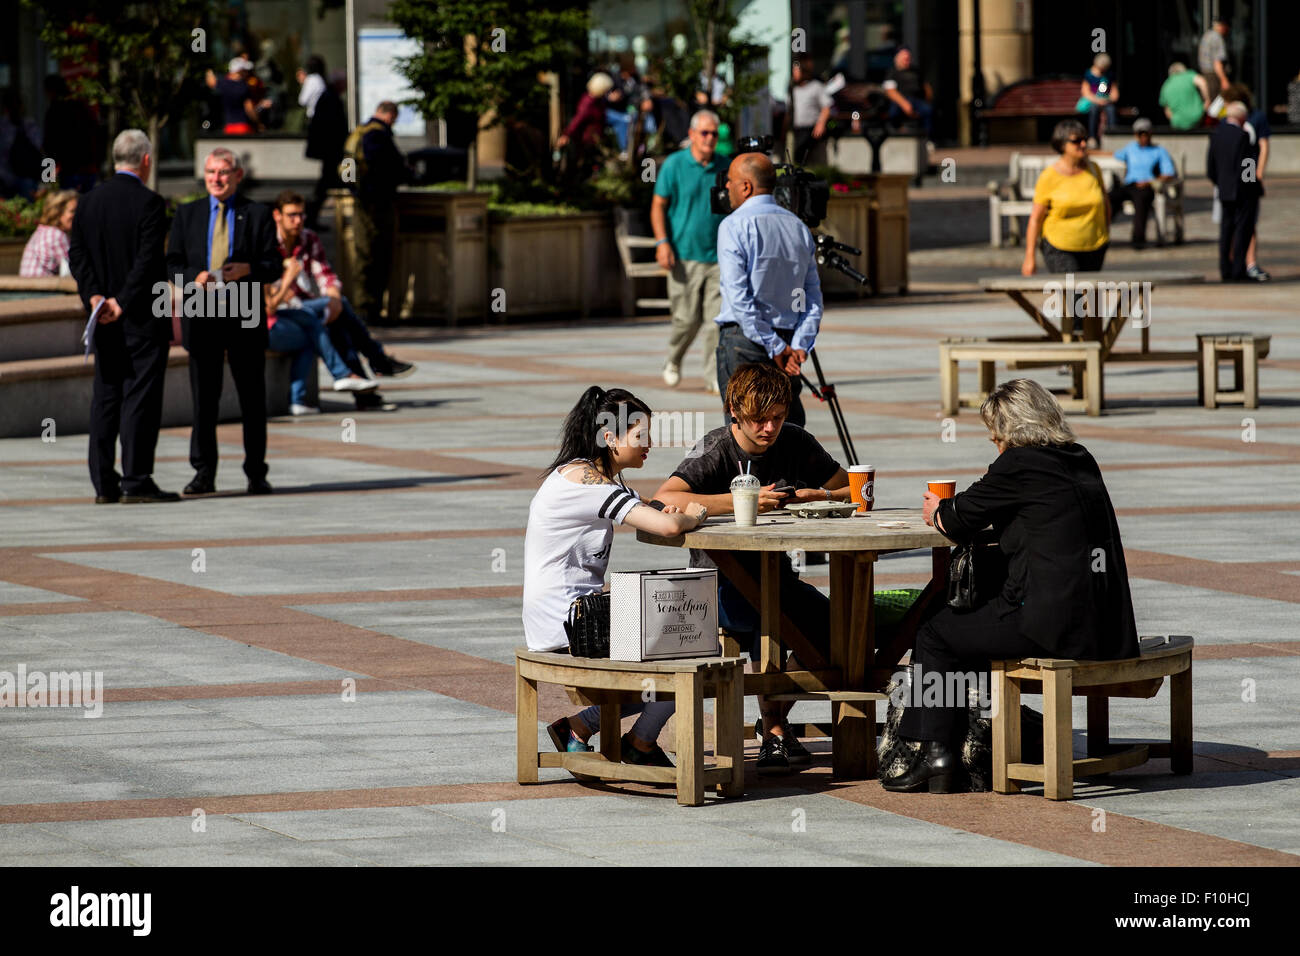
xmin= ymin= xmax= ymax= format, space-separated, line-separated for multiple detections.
xmin=652 ymin=109 xmax=727 ymax=392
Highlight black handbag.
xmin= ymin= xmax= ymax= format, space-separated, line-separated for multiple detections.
xmin=564 ymin=592 xmax=611 ymax=658
xmin=947 ymin=527 xmax=1008 ymax=611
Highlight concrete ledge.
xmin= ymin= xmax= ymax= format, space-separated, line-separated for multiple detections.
xmin=0 ymin=295 xmax=86 ymax=363
xmin=826 ymin=135 xmax=927 ymax=178
xmin=0 ymin=276 xmax=79 ymax=293
xmin=0 ymin=347 xmax=315 ymax=438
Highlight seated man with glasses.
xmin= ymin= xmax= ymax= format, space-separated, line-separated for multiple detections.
xmin=653 ymin=361 xmax=851 ymax=776
xmin=270 ymin=189 xmax=415 ymax=411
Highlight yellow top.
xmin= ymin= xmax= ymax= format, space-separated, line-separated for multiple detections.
xmin=1032 ymin=161 xmax=1109 ymax=252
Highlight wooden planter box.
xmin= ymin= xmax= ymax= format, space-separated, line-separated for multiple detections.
xmin=331 ymin=189 xmax=489 ymax=324
xmin=866 ymin=173 xmax=910 ymax=295
xmin=0 ymin=238 xmax=27 ymax=274
xmin=488 ymin=212 xmax=621 ymax=318
xmin=820 ymin=193 xmax=871 ymax=298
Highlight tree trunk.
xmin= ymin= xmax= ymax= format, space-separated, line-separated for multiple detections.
xmin=467 ymin=138 xmax=478 ymax=191
xmin=147 ymin=116 xmax=160 ymax=192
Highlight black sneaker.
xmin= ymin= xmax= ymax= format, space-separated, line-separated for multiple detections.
xmin=779 ymin=729 xmax=813 ymax=767
xmin=354 ymin=391 xmax=398 ymax=412
xmin=375 ymin=358 xmax=415 ymax=378
xmin=756 ymin=735 xmax=792 ymax=776
xmin=621 ymin=732 xmax=674 ymax=767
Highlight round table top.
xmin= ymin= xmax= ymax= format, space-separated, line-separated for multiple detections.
xmin=635 ymin=507 xmax=949 ymax=552
xmin=979 ymin=271 xmax=1205 ymax=292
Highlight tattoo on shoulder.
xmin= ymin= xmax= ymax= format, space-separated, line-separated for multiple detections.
xmin=580 ymin=465 xmax=612 ymax=485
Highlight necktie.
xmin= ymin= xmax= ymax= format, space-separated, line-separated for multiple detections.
xmin=209 ymin=200 xmax=228 ymax=274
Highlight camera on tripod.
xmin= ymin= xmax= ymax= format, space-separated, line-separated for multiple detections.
xmin=708 ymin=134 xmax=868 ymax=288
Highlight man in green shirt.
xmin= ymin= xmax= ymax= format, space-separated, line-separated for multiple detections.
xmin=1159 ymin=63 xmax=1208 ymax=131
xmin=652 ymin=109 xmax=727 ymax=393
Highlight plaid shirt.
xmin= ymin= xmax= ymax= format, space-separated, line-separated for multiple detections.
xmin=20 ymin=224 xmax=71 ymax=277
xmin=273 ymin=227 xmax=340 ymax=310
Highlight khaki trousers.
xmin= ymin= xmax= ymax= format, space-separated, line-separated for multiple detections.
xmin=666 ymin=259 xmax=721 ymax=384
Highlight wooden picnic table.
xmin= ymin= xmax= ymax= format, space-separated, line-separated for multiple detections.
xmin=979 ymin=271 xmax=1205 ymax=362
xmin=637 ymin=507 xmax=950 ymax=779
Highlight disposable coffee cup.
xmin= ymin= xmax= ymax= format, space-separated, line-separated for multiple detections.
xmin=927 ymin=479 xmax=957 ymax=499
xmin=730 ymin=474 xmax=761 ymax=527
xmin=848 ymin=464 xmax=875 ymax=513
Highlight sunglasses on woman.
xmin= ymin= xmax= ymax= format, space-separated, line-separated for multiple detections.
xmin=1067 ymin=137 xmax=1088 ymax=146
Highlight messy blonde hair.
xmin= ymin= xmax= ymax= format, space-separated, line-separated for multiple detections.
xmin=39 ymin=190 xmax=78 ymax=228
xmin=980 ymin=379 xmax=1076 ymax=448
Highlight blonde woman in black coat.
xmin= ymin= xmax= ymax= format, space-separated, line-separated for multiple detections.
xmin=885 ymin=379 xmax=1138 ymax=793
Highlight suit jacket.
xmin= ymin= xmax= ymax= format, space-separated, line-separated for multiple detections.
xmin=1206 ymin=121 xmax=1261 ymax=202
xmin=935 ymin=443 xmax=1139 ymax=662
xmin=166 ymin=192 xmax=280 ymax=350
xmin=67 ymin=172 xmax=169 ymax=342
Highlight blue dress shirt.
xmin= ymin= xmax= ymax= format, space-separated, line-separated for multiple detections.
xmin=713 ymin=194 xmax=823 ymax=357
xmin=1113 ymin=141 xmax=1176 ymax=184
xmin=206 ymin=194 xmax=238 ymax=267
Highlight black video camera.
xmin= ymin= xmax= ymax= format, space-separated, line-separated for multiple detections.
xmin=709 ymin=135 xmax=828 ymax=229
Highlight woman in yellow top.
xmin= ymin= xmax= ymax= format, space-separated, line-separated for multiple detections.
xmin=1022 ymin=119 xmax=1111 ymax=281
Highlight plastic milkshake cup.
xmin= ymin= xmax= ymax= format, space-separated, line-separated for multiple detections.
xmin=730 ymin=474 xmax=761 ymax=527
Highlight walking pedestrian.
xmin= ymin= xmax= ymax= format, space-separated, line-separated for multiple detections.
xmin=345 ymin=102 xmax=411 ymax=327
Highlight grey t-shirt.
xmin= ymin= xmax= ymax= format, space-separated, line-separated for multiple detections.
xmin=671 ymin=423 xmax=840 ymax=569
xmin=1198 ymin=30 xmax=1227 ymax=75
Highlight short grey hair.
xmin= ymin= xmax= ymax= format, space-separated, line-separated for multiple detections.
xmin=1093 ymin=53 xmax=1111 ymax=71
xmin=691 ymin=109 xmax=720 ymax=131
xmin=980 ymin=379 xmax=1076 ymax=448
xmin=112 ymin=129 xmax=151 ymax=169
xmin=1225 ymin=101 xmax=1249 ymax=121
xmin=205 ymin=147 xmax=243 ymax=171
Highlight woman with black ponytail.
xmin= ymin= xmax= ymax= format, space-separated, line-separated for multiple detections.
xmin=523 ymin=386 xmax=709 ymax=767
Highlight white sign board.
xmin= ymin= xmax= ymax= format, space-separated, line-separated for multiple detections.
xmin=358 ymin=28 xmax=426 ymax=138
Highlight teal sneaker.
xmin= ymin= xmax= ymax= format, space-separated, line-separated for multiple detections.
xmin=547 ymin=717 xmax=592 ymax=753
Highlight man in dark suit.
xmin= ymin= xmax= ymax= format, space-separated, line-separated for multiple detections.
xmin=1207 ymin=101 xmax=1262 ymax=282
xmin=67 ymin=129 xmax=178 ymax=504
xmin=167 ymin=147 xmax=281 ymax=495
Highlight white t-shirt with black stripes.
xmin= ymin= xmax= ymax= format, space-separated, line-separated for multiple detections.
xmin=522 ymin=463 xmax=641 ymax=651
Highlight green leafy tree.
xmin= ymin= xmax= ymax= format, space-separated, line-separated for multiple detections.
xmin=389 ymin=0 xmax=588 ymax=190
xmin=26 ymin=0 xmax=215 ymax=190
xmin=661 ymin=0 xmax=769 ymax=132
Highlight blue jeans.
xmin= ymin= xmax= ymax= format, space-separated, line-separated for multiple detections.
xmin=268 ymin=309 xmax=352 ymax=405
xmin=889 ymin=98 xmax=933 ymax=138
xmin=1087 ymin=102 xmax=1116 ymax=141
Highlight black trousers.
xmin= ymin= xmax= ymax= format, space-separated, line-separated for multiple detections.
xmin=1218 ymin=196 xmax=1258 ymax=281
xmin=326 ymin=300 xmax=389 ymax=377
xmin=353 ymin=198 xmax=396 ymax=323
xmin=188 ymin=342 xmax=267 ymax=483
xmin=898 ymin=601 xmax=1045 ymax=743
xmin=1109 ymin=182 xmax=1156 ymax=244
xmin=89 ymin=329 xmax=169 ymax=496
xmin=715 ymin=323 xmax=805 ymax=427
xmin=307 ymin=155 xmax=343 ymax=231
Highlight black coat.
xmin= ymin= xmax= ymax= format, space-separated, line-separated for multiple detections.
xmin=306 ymin=83 xmax=346 ymax=163
xmin=359 ymin=117 xmax=411 ymax=204
xmin=1206 ymin=121 xmax=1261 ymax=202
xmin=165 ymin=192 xmax=280 ymax=350
xmin=935 ymin=443 xmax=1139 ymax=661
xmin=67 ymin=172 xmax=169 ymax=342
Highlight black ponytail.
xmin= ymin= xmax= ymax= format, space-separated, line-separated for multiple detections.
xmin=541 ymin=386 xmax=653 ymax=480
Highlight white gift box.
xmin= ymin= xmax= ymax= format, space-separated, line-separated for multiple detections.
xmin=609 ymin=569 xmax=719 ymax=661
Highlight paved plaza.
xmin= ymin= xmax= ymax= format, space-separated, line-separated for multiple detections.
xmin=1 ymin=174 xmax=1297 ymax=867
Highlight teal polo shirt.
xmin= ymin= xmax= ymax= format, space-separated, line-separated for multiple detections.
xmin=653 ymin=148 xmax=726 ymax=264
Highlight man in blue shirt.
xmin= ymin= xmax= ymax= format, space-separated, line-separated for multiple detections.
xmin=713 ymin=152 xmax=823 ymax=427
xmin=652 ymin=110 xmax=727 ymax=392
xmin=1109 ymin=118 xmax=1176 ymax=249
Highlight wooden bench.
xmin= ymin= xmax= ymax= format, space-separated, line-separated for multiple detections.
xmin=939 ymin=339 xmax=1103 ymax=417
xmin=1197 ymin=333 xmax=1271 ymax=409
xmin=992 ymin=635 xmax=1194 ymax=801
xmin=515 ymin=649 xmax=746 ymax=806
xmin=977 ymin=75 xmax=1138 ymax=146
xmin=612 ymin=207 xmax=670 ymax=317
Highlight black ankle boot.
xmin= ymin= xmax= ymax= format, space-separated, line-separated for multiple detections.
xmin=881 ymin=740 xmax=960 ymax=793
